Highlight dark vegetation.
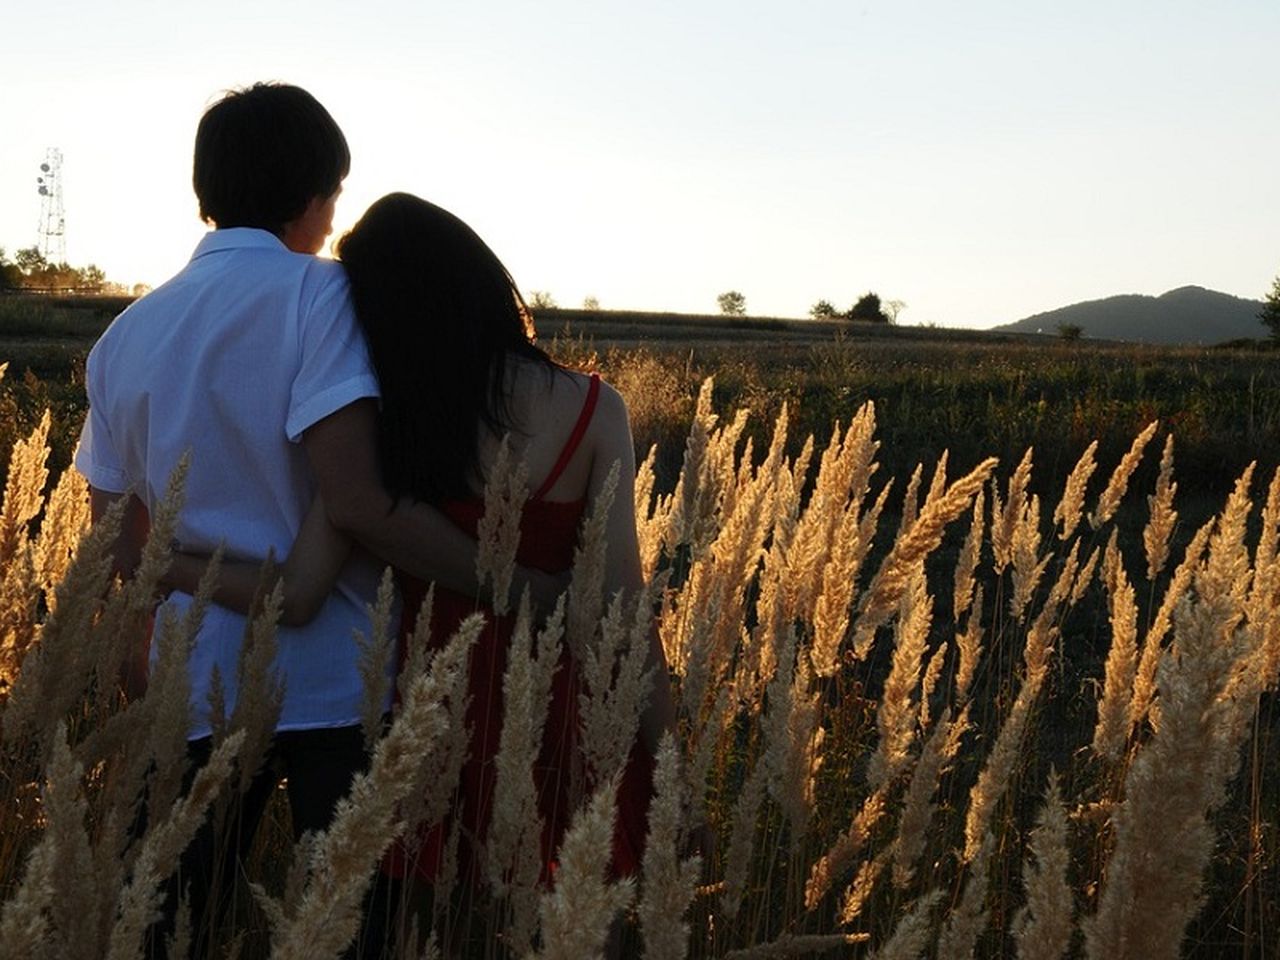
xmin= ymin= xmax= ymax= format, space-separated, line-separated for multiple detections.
xmin=2 ymin=293 xmax=1280 ymax=953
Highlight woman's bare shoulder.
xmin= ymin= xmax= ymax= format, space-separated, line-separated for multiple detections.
xmin=583 ymin=376 xmax=633 ymax=463
xmin=551 ymin=365 xmax=597 ymax=396
xmin=522 ymin=363 xmax=626 ymax=419
xmin=590 ymin=376 xmax=629 ymax=425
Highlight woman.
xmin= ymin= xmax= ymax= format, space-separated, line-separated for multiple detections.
xmin=165 ymin=193 xmax=674 ymax=889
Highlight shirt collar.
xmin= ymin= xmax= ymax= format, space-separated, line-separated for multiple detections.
xmin=191 ymin=227 xmax=290 ymax=261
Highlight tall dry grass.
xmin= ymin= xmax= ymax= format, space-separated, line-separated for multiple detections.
xmin=1 ymin=368 xmax=1277 ymax=958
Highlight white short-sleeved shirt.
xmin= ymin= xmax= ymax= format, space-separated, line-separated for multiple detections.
xmin=75 ymin=228 xmax=386 ymax=739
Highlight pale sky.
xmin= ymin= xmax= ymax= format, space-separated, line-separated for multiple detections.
xmin=1 ymin=0 xmax=1277 ymax=328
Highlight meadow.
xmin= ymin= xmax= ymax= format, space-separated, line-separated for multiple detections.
xmin=0 ymin=292 xmax=1278 ymax=958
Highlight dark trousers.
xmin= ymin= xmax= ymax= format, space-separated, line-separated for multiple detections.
xmin=152 ymin=725 xmax=397 ymax=959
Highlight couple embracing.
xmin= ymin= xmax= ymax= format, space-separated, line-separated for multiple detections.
xmin=76 ymin=82 xmax=675 ymax=957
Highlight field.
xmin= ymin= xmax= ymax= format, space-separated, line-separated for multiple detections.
xmin=4 ymin=296 xmax=1280 ymax=501
xmin=1 ymin=292 xmax=1279 ymax=958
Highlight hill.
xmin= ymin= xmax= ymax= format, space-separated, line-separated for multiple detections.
xmin=994 ymin=286 xmax=1267 ymax=345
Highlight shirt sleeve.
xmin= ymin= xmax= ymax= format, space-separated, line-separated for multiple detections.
xmin=73 ymin=348 xmax=130 ymax=493
xmin=286 ymin=265 xmax=381 ymax=443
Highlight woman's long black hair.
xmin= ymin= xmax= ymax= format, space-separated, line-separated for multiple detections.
xmin=336 ymin=192 xmax=559 ymax=504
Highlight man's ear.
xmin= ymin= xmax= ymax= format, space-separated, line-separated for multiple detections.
xmin=280 ymin=190 xmax=338 ymax=255
xmin=280 ymin=197 xmax=322 ymax=253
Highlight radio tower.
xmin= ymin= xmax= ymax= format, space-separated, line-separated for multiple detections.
xmin=36 ymin=149 xmax=67 ymax=265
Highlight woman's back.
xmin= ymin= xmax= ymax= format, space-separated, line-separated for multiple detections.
xmin=482 ymin=361 xmax=602 ymax=504
xmin=391 ymin=362 xmax=653 ymax=886
xmin=436 ymin=364 xmax=606 ymax=573
xmin=466 ymin=359 xmax=639 ymax=572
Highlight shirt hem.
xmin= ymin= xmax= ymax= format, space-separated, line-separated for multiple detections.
xmin=73 ymin=452 xmax=130 ymax=494
xmin=186 ymin=715 xmax=367 ymax=742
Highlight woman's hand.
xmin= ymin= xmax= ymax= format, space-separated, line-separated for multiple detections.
xmin=159 ymin=497 xmax=352 ymax=626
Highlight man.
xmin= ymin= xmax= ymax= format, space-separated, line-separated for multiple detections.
xmin=75 ymin=82 xmax=546 ymax=956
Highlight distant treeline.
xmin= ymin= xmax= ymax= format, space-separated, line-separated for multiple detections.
xmin=0 ymin=246 xmax=147 ymax=298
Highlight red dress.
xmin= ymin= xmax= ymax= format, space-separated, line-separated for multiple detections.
xmin=383 ymin=375 xmax=654 ymax=885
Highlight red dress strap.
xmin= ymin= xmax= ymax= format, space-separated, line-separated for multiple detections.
xmin=532 ymin=373 xmax=601 ymax=501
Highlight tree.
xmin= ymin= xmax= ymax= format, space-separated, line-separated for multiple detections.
xmin=14 ymin=247 xmax=46 ymax=273
xmin=582 ymin=295 xmax=600 ymax=311
xmin=1260 ymin=274 xmax=1280 ymax=341
xmin=0 ymin=248 xmax=18 ymax=291
xmin=717 ymin=291 xmax=746 ymax=316
xmin=810 ymin=299 xmax=838 ymax=320
xmin=847 ymin=292 xmax=889 ymax=323
xmin=1056 ymin=322 xmax=1084 ymax=341
xmin=528 ymin=290 xmax=557 ymax=309
xmin=884 ymin=299 xmax=907 ymax=324
xmin=78 ymin=265 xmax=106 ymax=293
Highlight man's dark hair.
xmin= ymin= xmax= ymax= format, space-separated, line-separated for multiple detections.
xmin=193 ymin=83 xmax=350 ymax=234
